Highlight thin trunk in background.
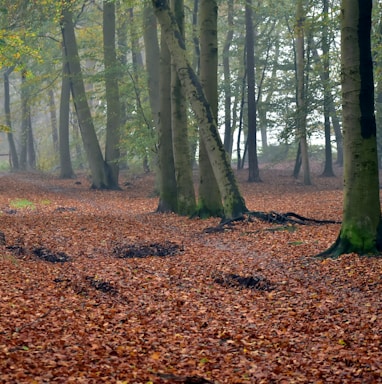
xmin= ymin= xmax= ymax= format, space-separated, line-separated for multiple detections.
xmin=59 ymin=45 xmax=74 ymax=179
xmin=246 ymin=0 xmax=261 ymax=182
xmin=19 ymin=70 xmax=28 ymax=170
xmin=223 ymin=0 xmax=234 ymax=158
xmin=48 ymin=89 xmax=59 ymax=154
xmin=321 ymin=0 xmax=335 ymax=177
xmin=295 ymin=0 xmax=311 ymax=185
xmin=143 ymin=4 xmax=161 ymax=130
xmin=3 ymin=67 xmax=19 ymax=170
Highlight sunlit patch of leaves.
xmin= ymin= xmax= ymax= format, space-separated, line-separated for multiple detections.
xmin=113 ymin=241 xmax=181 ymax=258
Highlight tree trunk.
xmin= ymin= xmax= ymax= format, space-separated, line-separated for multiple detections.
xmin=246 ymin=0 xmax=261 ymax=182
xmin=321 ymin=0 xmax=335 ymax=177
xmin=152 ymin=0 xmax=247 ymax=219
xmin=223 ymin=0 xmax=234 ymax=158
xmin=60 ymin=2 xmax=111 ymax=189
xmin=3 ymin=67 xmax=19 ymax=171
xmin=156 ymin=30 xmax=178 ymax=212
xmin=19 ymin=70 xmax=28 ymax=170
xmin=295 ymin=0 xmax=311 ymax=185
xmin=59 ymin=47 xmax=74 ymax=179
xmin=143 ymin=5 xmax=161 ymax=130
xmin=48 ymin=89 xmax=59 ymax=154
xmin=103 ymin=0 xmax=121 ymax=188
xmin=170 ymin=0 xmax=196 ymax=216
xmin=319 ymin=0 xmax=382 ymax=257
xmin=197 ymin=0 xmax=224 ymax=218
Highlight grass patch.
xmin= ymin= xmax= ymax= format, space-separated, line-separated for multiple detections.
xmin=9 ymin=198 xmax=36 ymax=210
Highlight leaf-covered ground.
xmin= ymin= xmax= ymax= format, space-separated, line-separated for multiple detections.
xmin=0 ymin=166 xmax=381 ymax=383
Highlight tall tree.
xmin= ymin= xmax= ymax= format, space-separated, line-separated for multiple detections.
xmin=246 ymin=0 xmax=261 ymax=182
xmin=103 ymin=0 xmax=121 ymax=188
xmin=222 ymin=0 xmax=234 ymax=158
xmin=321 ymin=0 xmax=335 ymax=177
xmin=319 ymin=0 xmax=382 ymax=257
xmin=60 ymin=2 xmax=113 ymax=189
xmin=152 ymin=0 xmax=247 ymax=219
xmin=59 ymin=45 xmax=74 ymax=179
xmin=198 ymin=0 xmax=224 ymax=217
xmin=3 ymin=67 xmax=19 ymax=171
xmin=295 ymin=0 xmax=311 ymax=185
xmin=156 ymin=27 xmax=178 ymax=212
xmin=171 ymin=0 xmax=196 ymax=216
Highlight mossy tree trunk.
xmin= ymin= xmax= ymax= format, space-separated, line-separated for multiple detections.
xmin=319 ymin=0 xmax=382 ymax=258
xmin=171 ymin=0 xmax=196 ymax=216
xmin=198 ymin=0 xmax=223 ymax=218
xmin=152 ymin=0 xmax=247 ymax=219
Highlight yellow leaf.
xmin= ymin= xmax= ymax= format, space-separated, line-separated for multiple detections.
xmin=150 ymin=351 xmax=161 ymax=360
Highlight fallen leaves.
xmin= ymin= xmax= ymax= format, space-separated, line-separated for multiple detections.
xmin=0 ymin=168 xmax=381 ymax=383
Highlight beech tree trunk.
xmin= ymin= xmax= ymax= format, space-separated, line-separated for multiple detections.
xmin=59 ymin=45 xmax=74 ymax=179
xmin=60 ymin=2 xmax=111 ymax=189
xmin=152 ymin=0 xmax=247 ymax=219
xmin=198 ymin=0 xmax=223 ymax=218
xmin=319 ymin=0 xmax=382 ymax=257
xmin=295 ymin=0 xmax=311 ymax=185
xmin=246 ymin=0 xmax=261 ymax=182
xmin=103 ymin=0 xmax=121 ymax=188
xmin=156 ymin=30 xmax=178 ymax=212
xmin=171 ymin=0 xmax=196 ymax=216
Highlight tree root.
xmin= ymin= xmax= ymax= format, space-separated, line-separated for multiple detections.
xmin=203 ymin=211 xmax=340 ymax=233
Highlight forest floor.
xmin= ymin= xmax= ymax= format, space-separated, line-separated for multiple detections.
xmin=0 ymin=163 xmax=381 ymax=383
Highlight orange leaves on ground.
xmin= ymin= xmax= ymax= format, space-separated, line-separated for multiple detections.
xmin=0 ymin=168 xmax=381 ymax=383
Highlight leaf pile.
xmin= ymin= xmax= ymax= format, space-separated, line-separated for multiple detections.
xmin=0 ymin=167 xmax=381 ymax=383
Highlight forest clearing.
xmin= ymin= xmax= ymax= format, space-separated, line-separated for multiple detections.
xmin=0 ymin=165 xmax=381 ymax=383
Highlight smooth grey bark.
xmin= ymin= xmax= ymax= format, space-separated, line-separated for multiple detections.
xmin=48 ymin=89 xmax=59 ymax=153
xmin=60 ymin=3 xmax=111 ymax=189
xmin=321 ymin=0 xmax=335 ymax=177
xmin=19 ymin=71 xmax=28 ymax=170
xmin=223 ymin=0 xmax=234 ymax=158
xmin=152 ymin=0 xmax=247 ymax=219
xmin=246 ymin=0 xmax=261 ymax=182
xmin=3 ymin=67 xmax=19 ymax=170
xmin=143 ymin=5 xmax=161 ymax=130
xmin=171 ymin=0 xmax=196 ymax=216
xmin=156 ymin=30 xmax=178 ymax=212
xmin=103 ymin=0 xmax=121 ymax=188
xmin=295 ymin=0 xmax=311 ymax=185
xmin=59 ymin=48 xmax=74 ymax=179
xmin=198 ymin=0 xmax=224 ymax=218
